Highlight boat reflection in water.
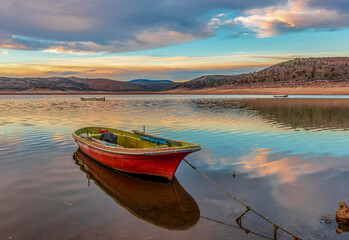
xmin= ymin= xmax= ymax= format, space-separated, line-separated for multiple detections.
xmin=73 ymin=149 xmax=200 ymax=230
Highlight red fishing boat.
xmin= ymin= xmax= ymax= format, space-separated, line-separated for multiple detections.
xmin=72 ymin=127 xmax=201 ymax=180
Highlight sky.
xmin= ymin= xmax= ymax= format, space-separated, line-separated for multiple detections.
xmin=0 ymin=0 xmax=349 ymax=81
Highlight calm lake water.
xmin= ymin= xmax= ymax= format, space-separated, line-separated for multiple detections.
xmin=1 ymin=95 xmax=349 ymax=240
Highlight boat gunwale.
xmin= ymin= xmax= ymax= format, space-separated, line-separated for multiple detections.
xmin=72 ymin=132 xmax=201 ymax=156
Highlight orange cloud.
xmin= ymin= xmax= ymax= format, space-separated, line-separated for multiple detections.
xmin=43 ymin=46 xmax=97 ymax=55
xmin=0 ymin=54 xmax=284 ymax=79
xmin=0 ymin=44 xmax=28 ymax=49
xmin=131 ymin=29 xmax=197 ymax=49
xmin=234 ymin=0 xmax=349 ymax=37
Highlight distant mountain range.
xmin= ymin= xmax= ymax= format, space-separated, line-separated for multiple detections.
xmin=128 ymin=79 xmax=174 ymax=84
xmin=0 ymin=77 xmax=177 ymax=92
xmin=127 ymin=79 xmax=177 ymax=91
xmin=1 ymin=57 xmax=349 ymax=92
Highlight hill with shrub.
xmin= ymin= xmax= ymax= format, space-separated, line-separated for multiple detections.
xmin=173 ymin=57 xmax=349 ymax=90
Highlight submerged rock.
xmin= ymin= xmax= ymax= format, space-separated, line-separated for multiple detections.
xmin=336 ymin=201 xmax=349 ymax=233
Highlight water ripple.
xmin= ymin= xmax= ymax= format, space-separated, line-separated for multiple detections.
xmin=1 ymin=95 xmax=349 ymax=239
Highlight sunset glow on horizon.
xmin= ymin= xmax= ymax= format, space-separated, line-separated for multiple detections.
xmin=1 ymin=0 xmax=349 ymax=81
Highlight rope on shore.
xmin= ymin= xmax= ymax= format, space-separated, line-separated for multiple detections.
xmin=183 ymin=158 xmax=302 ymax=240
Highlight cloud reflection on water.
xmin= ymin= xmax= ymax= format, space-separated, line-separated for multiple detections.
xmin=1 ymin=96 xmax=349 ymax=239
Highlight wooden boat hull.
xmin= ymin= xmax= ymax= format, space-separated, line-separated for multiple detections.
xmin=76 ymin=141 xmax=191 ymax=179
xmin=73 ymin=127 xmax=201 ymax=180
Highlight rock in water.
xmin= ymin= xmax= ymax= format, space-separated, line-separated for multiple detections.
xmin=336 ymin=201 xmax=349 ymax=233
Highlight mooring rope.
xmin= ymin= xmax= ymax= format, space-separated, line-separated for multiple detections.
xmin=183 ymin=158 xmax=301 ymax=240
xmin=200 ymin=216 xmax=272 ymax=240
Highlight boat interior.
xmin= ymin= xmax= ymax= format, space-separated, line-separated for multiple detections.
xmin=74 ymin=127 xmax=196 ymax=149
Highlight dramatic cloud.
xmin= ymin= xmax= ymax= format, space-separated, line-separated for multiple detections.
xmin=234 ymin=0 xmax=349 ymax=37
xmin=0 ymin=0 xmax=280 ymax=53
xmin=308 ymin=0 xmax=349 ymax=11
xmin=1 ymin=0 xmax=348 ymax=53
xmin=208 ymin=13 xmax=236 ymax=30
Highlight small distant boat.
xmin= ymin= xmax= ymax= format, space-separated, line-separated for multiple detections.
xmin=80 ymin=97 xmax=105 ymax=101
xmin=273 ymin=95 xmax=288 ymax=98
xmin=72 ymin=127 xmax=201 ymax=180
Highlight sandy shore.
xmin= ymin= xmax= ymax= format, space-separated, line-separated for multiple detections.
xmin=165 ymin=87 xmax=349 ymax=95
xmin=1 ymin=86 xmax=349 ymax=95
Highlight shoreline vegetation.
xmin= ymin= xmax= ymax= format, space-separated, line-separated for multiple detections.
xmin=2 ymin=57 xmax=349 ymax=95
